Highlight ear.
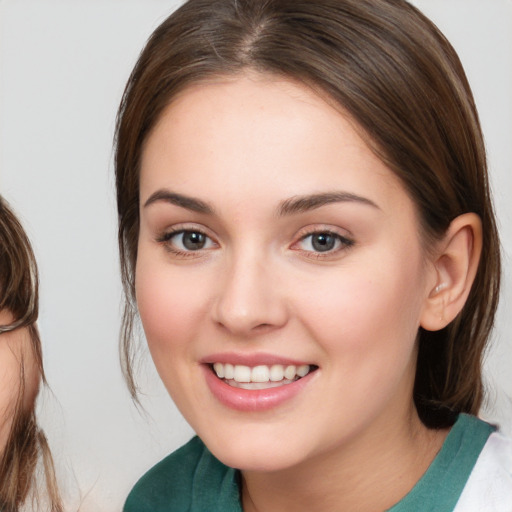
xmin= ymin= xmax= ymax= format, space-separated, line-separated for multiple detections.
xmin=420 ymin=213 xmax=482 ymax=331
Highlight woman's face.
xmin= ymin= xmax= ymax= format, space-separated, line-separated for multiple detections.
xmin=0 ymin=312 xmax=39 ymax=451
xmin=136 ymin=75 xmax=437 ymax=472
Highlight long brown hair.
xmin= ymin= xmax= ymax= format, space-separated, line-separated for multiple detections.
xmin=0 ymin=197 xmax=62 ymax=511
xmin=115 ymin=0 xmax=501 ymax=427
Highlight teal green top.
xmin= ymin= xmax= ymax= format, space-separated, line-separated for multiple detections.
xmin=124 ymin=414 xmax=494 ymax=512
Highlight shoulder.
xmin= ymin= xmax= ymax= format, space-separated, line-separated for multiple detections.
xmin=123 ymin=436 xmax=206 ymax=512
xmin=454 ymin=427 xmax=512 ymax=512
xmin=123 ymin=436 xmax=241 ymax=512
xmin=123 ymin=436 xmax=205 ymax=511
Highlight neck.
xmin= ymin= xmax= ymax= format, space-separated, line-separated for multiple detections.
xmin=241 ymin=406 xmax=449 ymax=512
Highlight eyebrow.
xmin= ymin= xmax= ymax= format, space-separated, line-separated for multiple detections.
xmin=143 ymin=190 xmax=214 ymax=214
xmin=143 ymin=189 xmax=379 ymax=216
xmin=278 ymin=192 xmax=380 ymax=216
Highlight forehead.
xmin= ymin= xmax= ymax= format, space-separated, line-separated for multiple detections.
xmin=140 ymin=74 xmax=413 ymax=218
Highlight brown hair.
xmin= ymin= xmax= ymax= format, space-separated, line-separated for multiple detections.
xmin=115 ymin=0 xmax=501 ymax=428
xmin=0 ymin=197 xmax=62 ymax=511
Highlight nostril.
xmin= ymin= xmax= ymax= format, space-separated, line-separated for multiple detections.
xmin=253 ymin=323 xmax=273 ymax=332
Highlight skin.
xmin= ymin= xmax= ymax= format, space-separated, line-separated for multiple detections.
xmin=136 ymin=75 xmax=451 ymax=511
xmin=0 ymin=310 xmax=39 ymax=452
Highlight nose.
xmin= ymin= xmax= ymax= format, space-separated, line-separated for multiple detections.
xmin=212 ymin=249 xmax=288 ymax=336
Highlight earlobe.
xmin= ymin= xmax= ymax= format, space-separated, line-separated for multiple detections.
xmin=420 ymin=213 xmax=482 ymax=331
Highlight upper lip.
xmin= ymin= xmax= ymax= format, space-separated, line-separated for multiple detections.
xmin=200 ymin=352 xmax=315 ymax=367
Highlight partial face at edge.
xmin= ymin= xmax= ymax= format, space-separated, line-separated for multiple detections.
xmin=135 ymin=75 xmax=437 ymax=471
xmin=0 ymin=311 xmax=40 ymax=452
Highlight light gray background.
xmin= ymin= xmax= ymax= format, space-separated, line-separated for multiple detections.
xmin=0 ymin=1 xmax=511 ymax=510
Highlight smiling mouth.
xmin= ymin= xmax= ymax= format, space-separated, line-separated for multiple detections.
xmin=210 ymin=363 xmax=318 ymax=390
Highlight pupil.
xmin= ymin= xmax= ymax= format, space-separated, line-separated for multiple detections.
xmin=183 ymin=232 xmax=205 ymax=250
xmin=312 ymin=233 xmax=335 ymax=252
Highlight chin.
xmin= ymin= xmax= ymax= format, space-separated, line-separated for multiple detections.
xmin=216 ymin=446 xmax=303 ymax=473
xmin=197 ymin=424 xmax=310 ymax=472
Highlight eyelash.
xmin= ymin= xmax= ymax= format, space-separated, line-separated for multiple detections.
xmin=156 ymin=228 xmax=217 ymax=258
xmin=293 ymin=229 xmax=354 ymax=258
xmin=156 ymin=227 xmax=354 ymax=259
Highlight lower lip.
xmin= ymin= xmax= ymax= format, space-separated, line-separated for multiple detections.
xmin=203 ymin=365 xmax=316 ymax=412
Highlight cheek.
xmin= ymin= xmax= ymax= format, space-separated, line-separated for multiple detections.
xmin=0 ymin=363 xmax=18 ymax=449
xmin=0 ymin=327 xmax=41 ymax=451
xmin=293 ymin=249 xmax=427 ymax=364
xmin=23 ymin=348 xmax=41 ymax=411
xmin=135 ymin=251 xmax=208 ymax=361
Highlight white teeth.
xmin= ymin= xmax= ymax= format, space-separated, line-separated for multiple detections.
xmin=233 ymin=365 xmax=251 ymax=383
xmin=284 ymin=365 xmax=296 ymax=380
xmin=224 ymin=363 xmax=234 ymax=380
xmin=251 ymin=365 xmax=270 ymax=383
xmin=270 ymin=364 xmax=284 ymax=382
xmin=213 ymin=362 xmax=224 ymax=379
xmin=212 ymin=362 xmax=313 ymax=383
xmin=297 ymin=364 xmax=310 ymax=377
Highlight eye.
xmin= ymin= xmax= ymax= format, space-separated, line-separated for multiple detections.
xmin=296 ymin=231 xmax=353 ymax=254
xmin=160 ymin=230 xmax=216 ymax=252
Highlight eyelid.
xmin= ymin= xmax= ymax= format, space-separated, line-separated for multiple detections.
xmin=155 ymin=222 xmax=216 ymax=240
xmin=155 ymin=223 xmax=219 ymax=257
xmin=290 ymin=225 xmax=354 ymax=256
xmin=294 ymin=224 xmax=353 ymax=241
